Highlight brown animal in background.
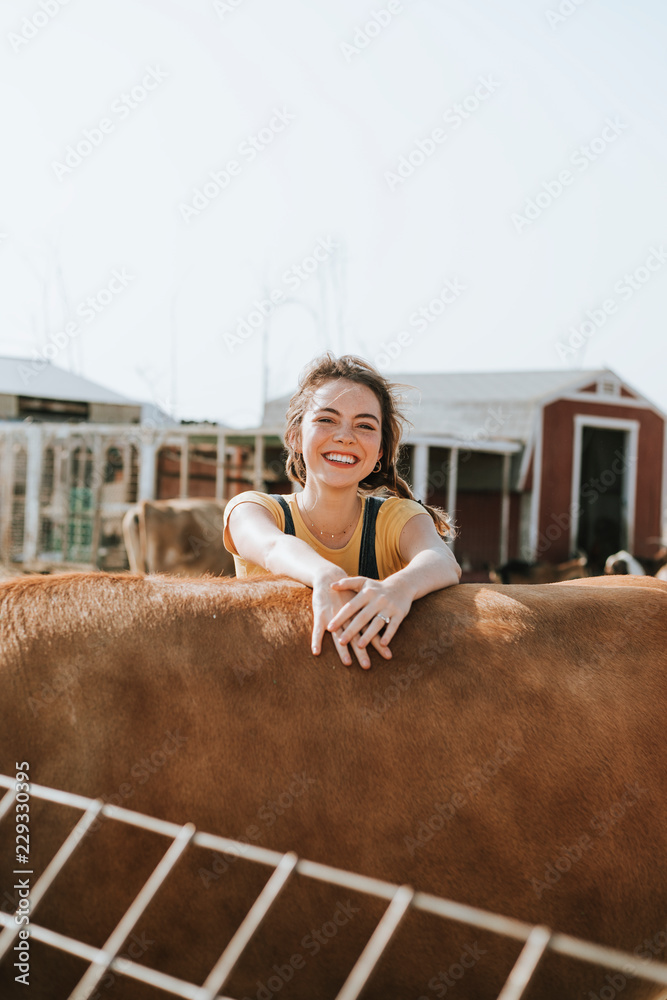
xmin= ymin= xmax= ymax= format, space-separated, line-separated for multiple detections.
xmin=122 ymin=498 xmax=236 ymax=576
xmin=489 ymin=554 xmax=589 ymax=584
xmin=1 ymin=573 xmax=667 ymax=999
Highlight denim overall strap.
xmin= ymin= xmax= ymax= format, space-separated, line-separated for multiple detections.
xmin=358 ymin=496 xmax=384 ymax=580
xmin=270 ymin=495 xmax=295 ymax=535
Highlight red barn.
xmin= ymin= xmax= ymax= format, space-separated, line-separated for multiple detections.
xmin=400 ymin=369 xmax=665 ymax=575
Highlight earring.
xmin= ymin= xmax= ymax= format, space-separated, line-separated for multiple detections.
xmin=373 ymin=460 xmax=381 ymax=473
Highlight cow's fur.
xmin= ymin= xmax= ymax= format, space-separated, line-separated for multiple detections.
xmin=1 ymin=573 xmax=667 ymax=1000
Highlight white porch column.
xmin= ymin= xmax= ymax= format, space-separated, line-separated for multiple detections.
xmin=499 ymin=452 xmax=511 ymax=566
xmin=254 ymin=434 xmax=265 ymax=491
xmin=23 ymin=423 xmax=43 ymax=562
xmin=179 ymin=435 xmax=189 ymax=498
xmin=413 ymin=443 xmax=429 ymax=501
xmin=138 ymin=433 xmax=157 ymax=500
xmin=90 ymin=433 xmax=105 ymax=568
xmin=53 ymin=436 xmax=70 ymax=559
xmin=215 ymin=433 xmax=226 ymax=500
xmin=446 ymin=447 xmax=458 ymax=552
xmin=0 ymin=431 xmax=16 ymax=562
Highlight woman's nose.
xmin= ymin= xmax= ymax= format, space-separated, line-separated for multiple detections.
xmin=333 ymin=425 xmax=355 ymax=442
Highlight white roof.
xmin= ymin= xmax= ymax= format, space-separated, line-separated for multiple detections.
xmin=263 ymin=368 xmax=632 ymax=444
xmin=0 ymin=356 xmax=140 ymax=407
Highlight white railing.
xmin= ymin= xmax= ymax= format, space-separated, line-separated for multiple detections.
xmin=2 ymin=775 xmax=667 ymax=999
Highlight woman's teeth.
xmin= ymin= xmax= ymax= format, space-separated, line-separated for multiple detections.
xmin=324 ymin=454 xmax=357 ymax=464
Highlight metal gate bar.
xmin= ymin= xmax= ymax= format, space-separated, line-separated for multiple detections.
xmin=0 ymin=797 xmax=103 ymax=964
xmin=335 ymin=885 xmax=415 ymax=1000
xmin=0 ymin=916 xmax=229 ymax=1000
xmin=0 ymin=787 xmax=16 ymax=823
xmin=200 ymin=852 xmax=299 ymax=997
xmin=3 ymin=774 xmax=667 ymax=999
xmin=68 ymin=823 xmax=197 ymax=1000
xmin=495 ymin=926 xmax=552 ymax=1000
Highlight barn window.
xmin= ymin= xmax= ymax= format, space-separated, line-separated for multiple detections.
xmin=597 ymin=379 xmax=620 ymax=397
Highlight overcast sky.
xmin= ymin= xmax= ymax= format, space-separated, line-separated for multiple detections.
xmin=1 ymin=0 xmax=666 ymax=427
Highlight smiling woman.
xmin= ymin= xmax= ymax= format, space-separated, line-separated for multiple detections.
xmin=223 ymin=353 xmax=461 ymax=668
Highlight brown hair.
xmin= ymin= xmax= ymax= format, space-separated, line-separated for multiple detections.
xmin=283 ymin=352 xmax=456 ymax=540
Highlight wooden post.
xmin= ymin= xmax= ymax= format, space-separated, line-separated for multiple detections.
xmin=215 ymin=433 xmax=226 ymax=501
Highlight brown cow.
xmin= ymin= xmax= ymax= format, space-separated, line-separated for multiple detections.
xmin=122 ymin=498 xmax=236 ymax=576
xmin=489 ymin=555 xmax=590 ymax=584
xmin=1 ymin=573 xmax=667 ymax=1000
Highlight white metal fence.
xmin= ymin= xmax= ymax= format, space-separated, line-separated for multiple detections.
xmin=2 ymin=774 xmax=667 ymax=1000
xmin=0 ymin=422 xmax=275 ymax=571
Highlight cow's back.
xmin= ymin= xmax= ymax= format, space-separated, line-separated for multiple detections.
xmin=1 ymin=574 xmax=667 ymax=1000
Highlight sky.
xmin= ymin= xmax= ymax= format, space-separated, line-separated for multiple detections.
xmin=1 ymin=0 xmax=666 ymax=429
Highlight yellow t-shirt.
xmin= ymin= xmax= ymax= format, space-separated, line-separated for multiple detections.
xmin=222 ymin=491 xmax=429 ymax=580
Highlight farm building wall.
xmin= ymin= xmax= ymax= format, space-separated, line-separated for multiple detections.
xmin=538 ymin=398 xmax=664 ymax=563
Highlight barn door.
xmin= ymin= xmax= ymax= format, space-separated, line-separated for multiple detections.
xmin=572 ymin=418 xmax=637 ymax=571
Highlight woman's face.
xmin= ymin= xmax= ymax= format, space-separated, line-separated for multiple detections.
xmin=293 ymin=379 xmax=383 ymax=486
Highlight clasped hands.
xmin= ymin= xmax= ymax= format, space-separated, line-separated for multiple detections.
xmin=311 ymin=572 xmax=412 ymax=670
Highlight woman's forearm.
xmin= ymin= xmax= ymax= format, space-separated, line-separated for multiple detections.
xmin=264 ymin=533 xmax=345 ymax=588
xmin=389 ymin=547 xmax=461 ymax=602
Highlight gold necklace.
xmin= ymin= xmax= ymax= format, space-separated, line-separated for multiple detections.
xmin=298 ymin=495 xmax=361 ymax=539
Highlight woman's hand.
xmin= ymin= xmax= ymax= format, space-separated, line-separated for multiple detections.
xmin=311 ymin=572 xmax=393 ymax=670
xmin=326 ymin=575 xmax=415 ymax=664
